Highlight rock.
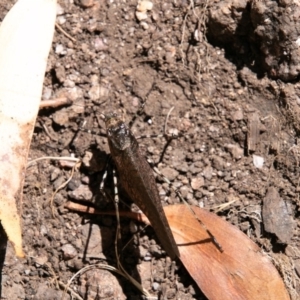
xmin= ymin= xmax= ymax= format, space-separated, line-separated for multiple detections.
xmin=55 ymin=44 xmax=66 ymax=55
xmin=191 ymin=176 xmax=205 ymax=190
xmin=160 ymin=166 xmax=179 ymax=181
xmin=79 ymin=0 xmax=94 ymax=8
xmin=136 ymin=0 xmax=153 ymax=12
xmin=61 ymin=243 xmax=77 ymax=260
xmin=231 ymin=109 xmax=244 ymax=121
xmin=262 ymin=187 xmax=295 ymax=244
xmin=55 ymin=65 xmax=66 ymax=83
xmin=68 ymin=184 xmax=93 ymax=201
xmin=33 ymin=283 xmax=70 ymax=300
xmin=138 ymin=245 xmax=149 ymax=258
xmin=50 ymin=167 xmax=61 ymax=181
xmin=202 ymin=166 xmax=213 ymax=180
xmin=226 ymin=144 xmax=244 ymax=160
xmin=78 ymin=269 xmax=126 ymax=300
xmin=253 ymin=154 xmax=264 ymax=168
xmin=88 ymin=84 xmax=100 ymax=100
xmin=52 ymin=109 xmax=69 ymax=126
xmin=35 ymin=254 xmax=48 ymax=266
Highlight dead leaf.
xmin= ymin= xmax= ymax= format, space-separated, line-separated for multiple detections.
xmin=0 ymin=0 xmax=57 ymax=257
xmin=65 ymin=202 xmax=290 ymax=299
xmin=166 ymin=205 xmax=290 ymax=300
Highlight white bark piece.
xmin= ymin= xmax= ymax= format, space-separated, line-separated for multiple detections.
xmin=0 ymin=0 xmax=57 ymax=257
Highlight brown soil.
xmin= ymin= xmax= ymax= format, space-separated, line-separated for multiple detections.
xmin=1 ymin=0 xmax=300 ymax=299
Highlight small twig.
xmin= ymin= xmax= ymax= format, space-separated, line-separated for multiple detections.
xmin=39 ymin=97 xmax=72 ymax=109
xmin=64 ymin=202 xmax=149 ymax=224
xmin=41 ymin=122 xmax=58 ymax=141
xmin=27 ymin=156 xmax=80 ymax=168
xmin=211 ymin=200 xmax=237 ymax=213
xmin=55 ymin=23 xmax=76 ymax=42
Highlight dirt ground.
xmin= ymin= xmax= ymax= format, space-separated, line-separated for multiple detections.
xmin=1 ymin=0 xmax=300 ymax=299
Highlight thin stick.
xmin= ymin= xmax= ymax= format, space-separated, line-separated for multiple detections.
xmin=27 ymin=156 xmax=80 ymax=168
xmin=64 ymin=202 xmax=149 ymax=224
xmin=55 ymin=23 xmax=76 ymax=42
xmin=41 ymin=122 xmax=58 ymax=141
xmin=39 ymin=97 xmax=72 ymax=109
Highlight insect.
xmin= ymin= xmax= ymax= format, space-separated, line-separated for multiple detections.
xmin=103 ymin=112 xmax=180 ymax=259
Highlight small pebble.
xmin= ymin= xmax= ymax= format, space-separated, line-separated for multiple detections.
xmin=53 ymin=176 xmax=66 ymax=190
xmin=82 ymin=151 xmax=93 ymax=168
xmin=226 ymin=144 xmax=244 ymax=160
xmin=231 ymin=109 xmax=244 ymax=121
xmin=93 ymin=37 xmax=108 ymax=51
xmin=149 ymin=244 xmax=161 ymax=256
xmin=100 ymin=68 xmax=110 ymax=76
xmin=136 ymin=11 xmax=148 ymax=21
xmin=61 ymin=244 xmax=78 ymax=260
xmin=144 ymin=254 xmax=152 ymax=261
xmin=52 ymin=109 xmax=69 ymax=126
xmin=67 ymin=179 xmax=80 ymax=191
xmin=68 ymin=184 xmax=93 ymax=201
xmin=55 ymin=44 xmax=66 ymax=55
xmin=40 ymin=225 xmax=48 ymax=236
xmin=136 ymin=0 xmax=153 ymax=12
xmin=55 ymin=66 xmax=66 ymax=83
xmin=140 ymin=21 xmax=149 ymax=30
xmin=42 ymin=87 xmax=52 ymax=100
xmin=54 ymin=193 xmax=64 ymax=206
xmin=79 ymin=0 xmax=94 ymax=8
xmin=50 ymin=167 xmax=61 ymax=181
xmin=129 ymin=221 xmax=138 ymax=233
xmin=88 ymin=85 xmax=100 ymax=100
xmin=160 ymin=167 xmax=179 ymax=181
xmin=35 ymin=255 xmax=48 ymax=266
xmin=179 ymin=185 xmax=189 ymax=198
xmin=253 ymin=155 xmax=264 ymax=168
xmin=138 ymin=245 xmax=149 ymax=258
xmin=152 ymin=282 xmax=160 ymax=291
xmin=202 ymin=166 xmax=213 ymax=180
xmin=56 ymin=3 xmax=64 ymax=15
xmin=56 ymin=16 xmax=66 ymax=25
xmin=191 ymin=176 xmax=204 ymax=190
xmin=58 ymin=159 xmax=77 ymax=169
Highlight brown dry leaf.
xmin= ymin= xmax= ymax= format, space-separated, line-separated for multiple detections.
xmin=165 ymin=205 xmax=290 ymax=300
xmin=0 ymin=0 xmax=57 ymax=257
xmin=64 ymin=202 xmax=290 ymax=299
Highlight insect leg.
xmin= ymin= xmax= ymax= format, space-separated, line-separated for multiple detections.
xmin=99 ymin=167 xmax=108 ymax=191
xmin=112 ymin=167 xmax=123 ymax=265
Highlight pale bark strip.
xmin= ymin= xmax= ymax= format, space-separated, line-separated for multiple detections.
xmin=0 ymin=0 xmax=57 ymax=257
